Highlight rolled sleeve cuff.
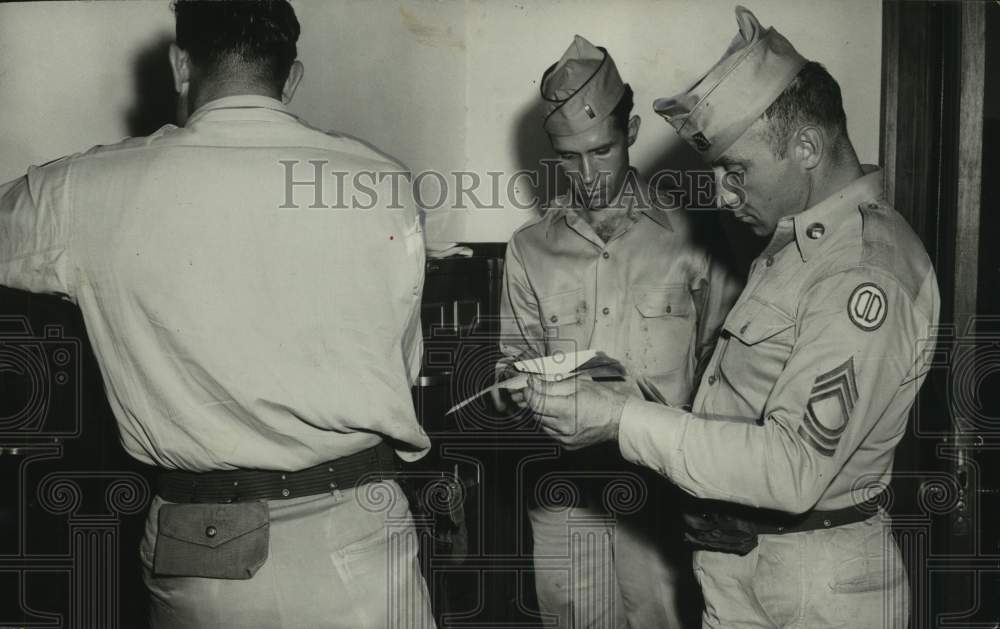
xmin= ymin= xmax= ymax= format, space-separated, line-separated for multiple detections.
xmin=618 ymin=397 xmax=689 ymax=479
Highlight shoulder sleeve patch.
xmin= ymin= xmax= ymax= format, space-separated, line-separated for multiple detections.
xmin=847 ymin=282 xmax=887 ymax=331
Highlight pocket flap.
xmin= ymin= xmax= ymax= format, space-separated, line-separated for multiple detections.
xmin=634 ymin=286 xmax=691 ymax=318
xmin=158 ymin=501 xmax=269 ymax=549
xmin=540 ymin=289 xmax=584 ymax=325
xmin=724 ymin=299 xmax=794 ymax=345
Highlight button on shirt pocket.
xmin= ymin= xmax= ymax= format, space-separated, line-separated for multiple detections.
xmin=718 ymin=298 xmax=795 ymax=413
xmin=539 ymin=289 xmax=588 ymax=354
xmin=629 ymin=285 xmax=696 ymax=390
xmin=634 ymin=286 xmax=692 ymax=319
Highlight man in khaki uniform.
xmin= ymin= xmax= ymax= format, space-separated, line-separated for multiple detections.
xmin=522 ymin=8 xmax=939 ymax=628
xmin=499 ymin=35 xmax=739 ymax=628
xmin=0 ymin=2 xmax=434 ymax=626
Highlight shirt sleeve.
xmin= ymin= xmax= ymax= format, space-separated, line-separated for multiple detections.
xmin=619 ymin=267 xmax=937 ymax=513
xmin=498 ymin=236 xmax=545 ymax=369
xmin=400 ymin=196 xmax=426 ymax=387
xmin=0 ymin=160 xmax=75 ymax=298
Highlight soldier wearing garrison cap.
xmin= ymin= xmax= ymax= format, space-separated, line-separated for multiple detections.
xmin=497 ymin=35 xmax=739 ymax=629
xmin=652 ymin=6 xmax=806 ymax=163
xmin=541 ymin=35 xmax=627 ymax=137
xmin=522 ymin=8 xmax=938 ymax=628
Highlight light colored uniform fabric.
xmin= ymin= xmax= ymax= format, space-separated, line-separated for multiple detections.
xmin=501 ymin=183 xmax=739 ymax=628
xmin=501 ymin=185 xmax=737 ymax=407
xmin=527 ymin=470 xmax=699 ymax=629
xmin=692 ymin=513 xmax=908 ymax=628
xmin=141 ymin=480 xmax=434 ymax=629
xmin=618 ymin=169 xmax=938 ymax=628
xmin=541 ymin=35 xmax=625 ymax=137
xmin=0 ymin=95 xmax=435 ymax=627
xmin=0 ymin=95 xmax=430 ymax=470
xmin=653 ymin=7 xmax=807 ymax=163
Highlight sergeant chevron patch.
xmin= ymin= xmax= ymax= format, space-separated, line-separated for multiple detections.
xmin=797 ymin=357 xmax=859 ymax=456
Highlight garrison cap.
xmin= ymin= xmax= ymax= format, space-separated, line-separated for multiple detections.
xmin=653 ymin=6 xmax=807 ymax=162
xmin=541 ymin=35 xmax=626 ymax=137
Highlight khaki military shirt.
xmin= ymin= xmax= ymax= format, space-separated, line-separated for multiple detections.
xmin=0 ymin=95 xmax=430 ymax=471
xmin=618 ymin=169 xmax=939 ymax=512
xmin=501 ymin=181 xmax=740 ymax=406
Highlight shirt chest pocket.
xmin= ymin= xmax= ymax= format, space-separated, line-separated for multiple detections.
xmin=634 ymin=285 xmax=693 ymax=319
xmin=718 ymin=298 xmax=795 ymax=404
xmin=628 ymin=285 xmax=696 ymax=377
xmin=540 ymin=289 xmax=589 ymax=352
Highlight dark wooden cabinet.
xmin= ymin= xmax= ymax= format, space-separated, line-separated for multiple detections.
xmin=409 ymin=244 xmax=552 ymax=627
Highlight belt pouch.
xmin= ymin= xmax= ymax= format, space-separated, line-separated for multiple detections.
xmin=153 ymin=501 xmax=269 ymax=579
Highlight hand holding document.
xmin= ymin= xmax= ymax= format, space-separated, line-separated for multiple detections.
xmin=447 ymin=349 xmax=626 ymax=415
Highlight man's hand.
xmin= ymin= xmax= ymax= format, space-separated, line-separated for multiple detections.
xmin=490 ymin=362 xmax=522 ymax=413
xmin=522 ymin=376 xmax=630 ymax=450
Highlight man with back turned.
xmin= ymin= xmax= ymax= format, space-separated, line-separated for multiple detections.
xmin=0 ymin=1 xmax=435 ymax=626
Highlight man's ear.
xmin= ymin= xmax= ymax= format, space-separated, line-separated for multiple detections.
xmin=168 ymin=44 xmax=190 ymax=96
xmin=626 ymin=114 xmax=641 ymax=147
xmin=793 ymin=126 xmax=823 ymax=170
xmin=282 ymin=60 xmax=304 ymax=104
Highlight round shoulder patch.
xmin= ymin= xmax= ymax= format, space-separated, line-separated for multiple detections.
xmin=847 ymin=283 xmax=887 ymax=331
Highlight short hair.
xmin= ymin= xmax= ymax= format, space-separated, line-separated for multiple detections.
xmin=173 ymin=0 xmax=300 ymax=90
xmin=611 ymin=84 xmax=635 ymax=135
xmin=761 ymin=61 xmax=848 ymax=159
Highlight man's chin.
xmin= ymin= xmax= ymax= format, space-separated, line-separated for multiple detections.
xmin=730 ymin=212 xmax=769 ymax=236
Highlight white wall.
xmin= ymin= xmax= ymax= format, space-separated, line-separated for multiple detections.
xmin=461 ymin=0 xmax=883 ymax=240
xmin=291 ymin=0 xmax=468 ymax=237
xmin=0 ymin=2 xmax=175 ymax=178
xmin=0 ymin=0 xmax=881 ymax=243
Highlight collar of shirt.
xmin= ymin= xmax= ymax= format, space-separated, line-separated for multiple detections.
xmin=543 ymin=172 xmax=674 ymax=243
xmin=185 ymin=94 xmax=298 ymax=125
xmin=765 ymin=165 xmax=882 ymax=262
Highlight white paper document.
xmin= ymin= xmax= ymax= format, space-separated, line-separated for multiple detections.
xmin=445 ymin=349 xmax=625 ymax=415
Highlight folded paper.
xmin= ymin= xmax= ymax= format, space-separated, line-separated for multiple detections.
xmin=445 ymin=350 xmax=626 ymax=415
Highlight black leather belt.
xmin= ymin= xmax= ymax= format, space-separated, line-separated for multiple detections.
xmin=753 ymin=497 xmax=881 ymax=535
xmin=158 ymin=443 xmax=398 ymax=503
xmin=684 ymin=495 xmax=884 ymax=555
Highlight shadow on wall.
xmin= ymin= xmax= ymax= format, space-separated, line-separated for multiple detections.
xmin=647 ymin=139 xmax=765 ymax=281
xmin=512 ymin=99 xmax=567 ymax=215
xmin=125 ymin=34 xmax=177 ymax=137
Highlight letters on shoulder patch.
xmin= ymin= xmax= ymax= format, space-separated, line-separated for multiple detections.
xmin=797 ymin=357 xmax=859 ymax=457
xmin=848 ymin=283 xmax=887 ymax=331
